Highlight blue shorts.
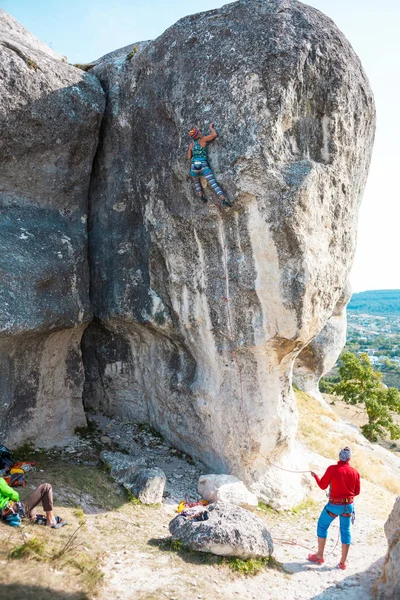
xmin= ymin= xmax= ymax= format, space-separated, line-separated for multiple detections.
xmin=317 ymin=503 xmax=354 ymax=545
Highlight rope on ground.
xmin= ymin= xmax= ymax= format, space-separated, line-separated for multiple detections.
xmin=274 ymin=526 xmax=340 ymax=556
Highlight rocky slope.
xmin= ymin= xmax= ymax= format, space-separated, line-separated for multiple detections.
xmin=83 ymin=0 xmax=375 ymax=506
xmin=0 ymin=9 xmax=104 ymax=446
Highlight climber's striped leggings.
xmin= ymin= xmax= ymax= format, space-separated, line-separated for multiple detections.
xmin=190 ymin=162 xmax=224 ymax=197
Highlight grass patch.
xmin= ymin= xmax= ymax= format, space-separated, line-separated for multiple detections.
xmin=14 ymin=446 xmax=124 ymax=512
xmin=257 ymin=502 xmax=278 ymax=514
xmin=227 ymin=555 xmax=280 ymax=576
xmin=9 ymin=538 xmax=46 ymax=560
xmin=12 ymin=441 xmax=37 ymax=461
xmin=66 ymin=553 xmax=104 ymax=594
xmin=127 ymin=491 xmax=141 ymax=506
xmin=291 ymin=497 xmax=317 ymax=515
xmin=296 ymin=389 xmax=354 ymax=460
xmin=26 ymin=57 xmax=38 ymax=70
xmin=126 ymin=45 xmax=139 ymax=60
xmin=73 ymin=63 xmax=94 ymax=71
xmin=75 ymin=419 xmax=99 ymax=440
xmin=73 ymin=507 xmax=86 ymax=525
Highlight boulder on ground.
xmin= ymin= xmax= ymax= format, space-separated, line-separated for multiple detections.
xmin=169 ymin=501 xmax=273 ymax=559
xmin=375 ymin=497 xmax=400 ymax=599
xmin=124 ymin=467 xmax=166 ymax=504
xmin=198 ymin=474 xmax=258 ymax=508
xmin=100 ymin=451 xmax=146 ymax=483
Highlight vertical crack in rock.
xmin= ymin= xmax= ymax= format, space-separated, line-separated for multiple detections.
xmin=0 ymin=9 xmax=105 ymax=446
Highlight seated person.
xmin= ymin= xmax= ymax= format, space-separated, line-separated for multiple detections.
xmin=0 ymin=476 xmax=59 ymax=527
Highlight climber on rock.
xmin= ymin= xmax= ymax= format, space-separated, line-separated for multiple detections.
xmin=187 ymin=123 xmax=232 ymax=207
xmin=308 ymin=446 xmax=360 ymax=570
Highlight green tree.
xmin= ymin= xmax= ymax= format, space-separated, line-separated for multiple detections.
xmin=333 ymin=352 xmax=400 ymax=442
xmin=380 ymin=357 xmax=398 ymax=372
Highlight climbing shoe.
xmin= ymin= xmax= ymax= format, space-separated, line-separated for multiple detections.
xmin=222 ymin=198 xmax=232 ymax=208
xmin=201 ymin=195 xmax=208 ymax=203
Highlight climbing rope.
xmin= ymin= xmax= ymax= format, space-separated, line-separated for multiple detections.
xmin=274 ymin=526 xmax=340 ymax=556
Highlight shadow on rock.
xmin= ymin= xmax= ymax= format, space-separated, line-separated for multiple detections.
xmin=0 ymin=584 xmax=89 ymax=600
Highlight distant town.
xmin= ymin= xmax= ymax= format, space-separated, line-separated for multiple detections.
xmin=329 ymin=290 xmax=400 ymax=389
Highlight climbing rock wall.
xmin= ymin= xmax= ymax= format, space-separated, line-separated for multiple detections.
xmin=83 ymin=0 xmax=375 ymax=506
xmin=293 ymin=283 xmax=351 ymax=399
xmin=375 ymin=497 xmax=400 ymax=599
xmin=0 ymin=10 xmax=104 ymax=447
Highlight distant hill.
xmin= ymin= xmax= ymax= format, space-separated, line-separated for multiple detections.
xmin=348 ymin=290 xmax=400 ymax=315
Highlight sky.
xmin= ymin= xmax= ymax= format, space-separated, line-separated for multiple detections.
xmin=2 ymin=0 xmax=399 ymax=293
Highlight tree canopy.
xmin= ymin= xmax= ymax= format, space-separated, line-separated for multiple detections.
xmin=332 ymin=352 xmax=400 ymax=441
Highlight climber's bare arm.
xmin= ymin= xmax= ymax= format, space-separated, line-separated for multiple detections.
xmin=202 ymin=123 xmax=218 ymax=143
xmin=187 ymin=142 xmax=194 ymax=160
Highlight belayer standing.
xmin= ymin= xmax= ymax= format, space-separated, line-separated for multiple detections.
xmin=308 ymin=446 xmax=360 ymax=570
xmin=187 ymin=123 xmax=232 ymax=207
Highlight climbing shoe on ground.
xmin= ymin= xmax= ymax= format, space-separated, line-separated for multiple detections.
xmin=222 ymin=198 xmax=232 ymax=207
xmin=201 ymin=195 xmax=208 ymax=203
xmin=307 ymin=553 xmax=324 ymax=565
xmin=338 ymin=562 xmax=347 ymax=570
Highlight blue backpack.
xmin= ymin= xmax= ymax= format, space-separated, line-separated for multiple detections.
xmin=0 ymin=445 xmax=13 ymax=470
xmin=4 ymin=513 xmax=21 ymax=527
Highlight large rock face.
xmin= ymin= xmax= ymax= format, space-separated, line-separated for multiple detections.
xmin=0 ymin=10 xmax=104 ymax=446
xmin=375 ymin=497 xmax=400 ymax=599
xmin=293 ymin=282 xmax=352 ymax=398
xmin=83 ymin=0 xmax=375 ymax=506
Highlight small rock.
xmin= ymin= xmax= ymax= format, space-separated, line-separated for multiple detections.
xmin=100 ymin=451 xmax=147 ymax=484
xmin=124 ymin=467 xmax=166 ymax=504
xmin=100 ymin=436 xmax=112 ymax=444
xmin=198 ymin=474 xmax=258 ymax=508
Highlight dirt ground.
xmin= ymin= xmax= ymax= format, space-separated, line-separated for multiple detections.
xmin=0 ymin=393 xmax=398 ymax=600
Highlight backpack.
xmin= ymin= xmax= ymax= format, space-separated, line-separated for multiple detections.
xmin=1 ymin=501 xmax=23 ymax=527
xmin=3 ymin=513 xmax=21 ymax=527
xmin=0 ymin=445 xmax=13 ymax=470
xmin=3 ymin=472 xmax=26 ymax=488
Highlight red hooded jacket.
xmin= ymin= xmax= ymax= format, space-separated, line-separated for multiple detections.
xmin=313 ymin=461 xmax=360 ymax=501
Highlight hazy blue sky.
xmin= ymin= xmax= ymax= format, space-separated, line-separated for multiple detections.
xmin=2 ymin=0 xmax=399 ymax=293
